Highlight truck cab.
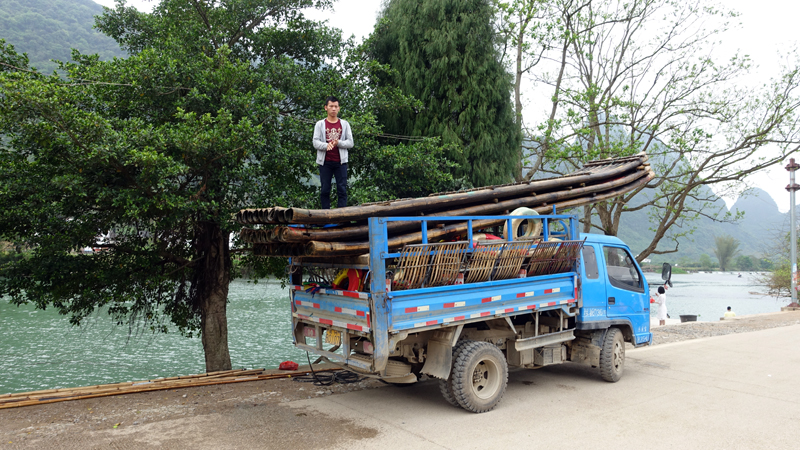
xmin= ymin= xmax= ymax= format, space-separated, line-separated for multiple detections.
xmin=578 ymin=234 xmax=651 ymax=346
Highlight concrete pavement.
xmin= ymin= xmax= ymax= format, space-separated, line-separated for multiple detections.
xmin=3 ymin=324 xmax=798 ymax=449
xmin=291 ymin=325 xmax=800 ymax=450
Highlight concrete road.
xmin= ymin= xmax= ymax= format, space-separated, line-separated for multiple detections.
xmin=291 ymin=325 xmax=800 ymax=450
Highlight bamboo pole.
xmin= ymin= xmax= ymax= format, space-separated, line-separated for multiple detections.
xmin=253 ymin=156 xmax=648 ymax=225
xmin=299 ymin=170 xmax=655 ymax=256
xmin=0 ymin=368 xmax=341 ymax=409
xmin=243 ymin=167 xmax=651 ymax=246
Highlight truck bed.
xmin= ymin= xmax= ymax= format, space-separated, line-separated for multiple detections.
xmin=291 ymin=271 xmax=578 ymax=336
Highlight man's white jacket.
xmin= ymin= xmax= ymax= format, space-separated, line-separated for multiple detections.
xmin=312 ymin=118 xmax=354 ymax=165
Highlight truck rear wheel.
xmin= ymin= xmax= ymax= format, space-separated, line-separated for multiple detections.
xmin=451 ymin=341 xmax=508 ymax=413
xmin=438 ymin=340 xmax=470 ymax=407
xmin=599 ymin=328 xmax=625 ymax=382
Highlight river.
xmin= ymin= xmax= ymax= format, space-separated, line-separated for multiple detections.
xmin=0 ymin=272 xmax=788 ymax=394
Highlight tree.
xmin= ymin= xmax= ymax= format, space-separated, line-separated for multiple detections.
xmin=0 ymin=0 xmax=458 ymax=372
xmin=713 ymin=235 xmax=740 ymax=272
xmin=370 ymin=0 xmax=521 ymax=187
xmin=520 ymin=0 xmax=800 ymax=261
xmin=493 ymin=0 xmax=554 ymax=180
xmin=698 ymin=253 xmax=714 ymax=271
xmin=735 ymin=255 xmax=756 ymax=271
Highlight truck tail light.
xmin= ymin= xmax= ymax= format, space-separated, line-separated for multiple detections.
xmin=303 ymin=326 xmax=316 ymax=338
xmin=362 ymin=341 xmax=374 ymax=354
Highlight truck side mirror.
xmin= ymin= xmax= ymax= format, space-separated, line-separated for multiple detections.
xmin=661 ymin=262 xmax=673 ymax=287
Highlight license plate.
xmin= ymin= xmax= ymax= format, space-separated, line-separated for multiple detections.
xmin=325 ymin=329 xmax=342 ymax=346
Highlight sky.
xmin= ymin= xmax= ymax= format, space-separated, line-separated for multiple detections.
xmin=94 ymin=0 xmax=800 ymax=212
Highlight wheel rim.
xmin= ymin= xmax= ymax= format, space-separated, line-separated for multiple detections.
xmin=471 ymin=358 xmax=501 ymax=400
xmin=613 ymin=340 xmax=624 ymax=372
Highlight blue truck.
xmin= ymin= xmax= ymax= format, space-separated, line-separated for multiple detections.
xmin=289 ymin=213 xmax=658 ymax=413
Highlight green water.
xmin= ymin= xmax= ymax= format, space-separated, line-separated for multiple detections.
xmin=0 ymin=279 xmax=308 ymax=394
xmin=0 ymin=273 xmax=787 ymax=394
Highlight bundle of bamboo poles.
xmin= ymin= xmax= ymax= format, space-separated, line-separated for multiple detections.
xmin=238 ymin=153 xmax=654 ymax=258
xmin=0 ymin=366 xmax=340 ymax=409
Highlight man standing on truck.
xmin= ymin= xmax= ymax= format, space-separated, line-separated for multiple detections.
xmin=313 ymin=96 xmax=354 ymax=209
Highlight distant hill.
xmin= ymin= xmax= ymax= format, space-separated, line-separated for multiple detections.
xmin=615 ymin=187 xmax=788 ymax=266
xmin=0 ymin=0 xmax=124 ymax=73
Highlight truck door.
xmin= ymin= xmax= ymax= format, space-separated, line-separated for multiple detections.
xmin=602 ymin=246 xmax=646 ymax=318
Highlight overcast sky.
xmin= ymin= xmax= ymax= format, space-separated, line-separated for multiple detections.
xmin=93 ymin=0 xmax=800 ymax=212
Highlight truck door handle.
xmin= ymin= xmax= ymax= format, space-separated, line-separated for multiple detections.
xmin=608 ymin=297 xmax=615 ymax=305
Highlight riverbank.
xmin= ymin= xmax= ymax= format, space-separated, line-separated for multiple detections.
xmin=650 ymin=310 xmax=800 ymax=345
xmin=2 ymin=310 xmax=799 ymax=449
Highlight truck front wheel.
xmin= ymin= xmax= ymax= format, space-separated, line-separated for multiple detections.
xmin=451 ymin=341 xmax=508 ymax=413
xmin=599 ymin=328 xmax=625 ymax=382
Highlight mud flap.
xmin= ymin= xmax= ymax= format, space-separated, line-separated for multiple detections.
xmin=421 ymin=330 xmax=456 ymax=380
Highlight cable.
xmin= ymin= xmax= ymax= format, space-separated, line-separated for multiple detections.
xmin=292 ymin=352 xmax=364 ymax=386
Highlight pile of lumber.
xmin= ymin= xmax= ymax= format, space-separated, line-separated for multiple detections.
xmin=237 ymin=153 xmax=653 ymax=258
xmin=0 ymin=367 xmax=339 ymax=409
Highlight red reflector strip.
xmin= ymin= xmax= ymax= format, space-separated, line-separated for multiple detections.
xmin=356 ymin=310 xmax=366 ymax=317
xmin=335 ymin=307 xmax=342 ymax=313
xmin=294 ymin=300 xmax=321 ymax=309
xmin=470 ymin=311 xmax=492 ymax=318
xmin=404 ymin=305 xmax=430 ymax=313
xmin=443 ymin=301 xmax=466 ymax=308
xmin=544 ymin=287 xmax=561 ymax=294
xmin=414 ymin=319 xmax=439 ymax=328
xmin=496 ymin=308 xmax=515 ymax=314
xmin=481 ymin=295 xmax=501 ymax=303
xmin=516 ymin=292 xmax=535 ymax=298
xmin=442 ymin=315 xmax=466 ymax=323
xmin=292 ymin=313 xmax=371 ymax=333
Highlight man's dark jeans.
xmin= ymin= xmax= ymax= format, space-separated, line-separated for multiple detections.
xmin=319 ymin=161 xmax=347 ymax=209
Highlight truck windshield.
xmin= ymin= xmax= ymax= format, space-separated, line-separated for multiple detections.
xmin=603 ymin=246 xmax=643 ymax=292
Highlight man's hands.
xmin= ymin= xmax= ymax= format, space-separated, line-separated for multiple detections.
xmin=327 ymin=139 xmax=338 ymax=151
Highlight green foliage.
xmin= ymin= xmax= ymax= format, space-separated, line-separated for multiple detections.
xmin=759 ymin=262 xmax=791 ymax=297
xmin=351 ymin=139 xmax=461 ymax=203
xmin=713 ymin=235 xmax=740 ymax=272
xmin=698 ymin=254 xmax=716 ymax=270
xmin=0 ymin=0 xmax=125 ymax=74
xmin=0 ymin=0 xmax=457 ymax=370
xmin=369 ymin=0 xmax=520 ymax=187
xmin=734 ymin=255 xmax=756 ymax=271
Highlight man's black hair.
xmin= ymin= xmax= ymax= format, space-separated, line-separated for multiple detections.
xmin=325 ymin=96 xmax=339 ymax=106
xmin=727 ymin=306 xmax=732 ymax=310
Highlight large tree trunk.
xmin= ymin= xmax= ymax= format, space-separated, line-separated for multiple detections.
xmin=196 ymin=221 xmax=232 ymax=372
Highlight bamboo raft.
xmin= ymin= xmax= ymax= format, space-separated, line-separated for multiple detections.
xmin=238 ymin=153 xmax=654 ymax=258
xmin=0 ymin=366 xmax=339 ymax=410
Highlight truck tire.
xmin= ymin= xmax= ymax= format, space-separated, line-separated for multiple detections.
xmin=451 ymin=341 xmax=508 ymax=413
xmin=599 ymin=328 xmax=625 ymax=382
xmin=438 ymin=340 xmax=470 ymax=407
